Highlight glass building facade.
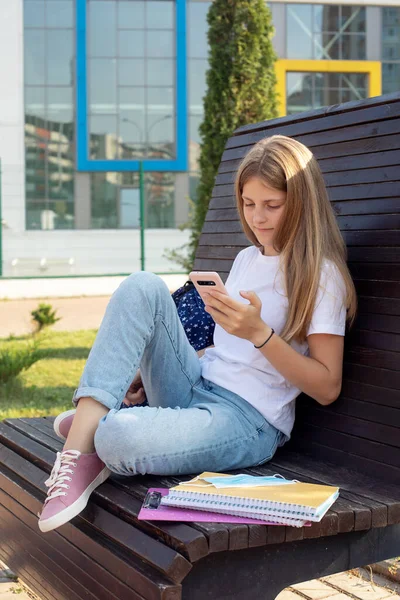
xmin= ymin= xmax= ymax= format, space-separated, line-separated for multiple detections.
xmin=22 ymin=0 xmax=399 ymax=235
xmin=24 ymin=0 xmax=75 ymax=230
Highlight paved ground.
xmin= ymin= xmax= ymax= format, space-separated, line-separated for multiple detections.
xmin=1 ymin=560 xmax=400 ymax=600
xmin=0 ymin=274 xmax=187 ymax=338
xmin=0 ymin=295 xmax=112 ymax=337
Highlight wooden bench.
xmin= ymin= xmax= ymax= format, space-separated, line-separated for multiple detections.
xmin=1 ymin=92 xmax=400 ymax=600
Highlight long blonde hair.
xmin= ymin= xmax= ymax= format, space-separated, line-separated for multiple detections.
xmin=235 ymin=134 xmax=357 ymax=344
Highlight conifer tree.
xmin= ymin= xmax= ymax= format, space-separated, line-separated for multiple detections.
xmin=188 ymin=0 xmax=279 ymax=267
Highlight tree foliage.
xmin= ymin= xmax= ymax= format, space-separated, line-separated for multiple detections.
xmin=187 ymin=0 xmax=279 ymax=268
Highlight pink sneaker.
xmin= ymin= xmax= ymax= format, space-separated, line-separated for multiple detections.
xmin=53 ymin=409 xmax=76 ymax=440
xmin=38 ymin=449 xmax=110 ymax=533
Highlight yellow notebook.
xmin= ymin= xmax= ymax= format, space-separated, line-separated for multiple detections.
xmin=161 ymin=472 xmax=339 ymax=523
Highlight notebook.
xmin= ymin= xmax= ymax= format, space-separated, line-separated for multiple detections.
xmin=161 ymin=472 xmax=339 ymax=524
xmin=138 ymin=488 xmax=312 ymax=525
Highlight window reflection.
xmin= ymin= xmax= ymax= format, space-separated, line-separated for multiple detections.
xmin=24 ymin=0 xmax=75 ymax=230
xmin=89 ymin=1 xmax=116 ymax=57
xmin=118 ymin=87 xmax=146 ymax=157
xmin=382 ymin=8 xmax=400 ymax=94
xmin=119 ymin=59 xmax=145 ymax=86
xmin=188 ymin=1 xmax=211 ymax=58
xmin=47 ymin=29 xmax=74 ymax=86
xmin=287 ymin=4 xmax=366 ymax=60
xmin=146 ymin=31 xmax=175 ymax=58
xmin=24 ymin=1 xmax=45 ymax=28
xmin=46 ymin=1 xmax=73 ymax=28
xmin=89 ymin=58 xmax=117 ymax=111
xmin=147 ymin=1 xmax=174 ymax=29
xmin=91 ymin=173 xmax=119 ymax=229
xmin=382 ymin=63 xmax=400 ymax=94
xmin=47 ymin=87 xmax=73 ymax=124
xmin=90 ymin=172 xmax=176 ymax=229
xmin=287 ymin=71 xmax=368 ymax=115
xmin=382 ymin=8 xmax=400 ymax=62
xmin=118 ymin=30 xmax=145 ymax=57
xmin=25 ymin=30 xmax=46 ymax=85
xmin=147 ymin=59 xmax=174 ymax=87
xmin=118 ymin=1 xmax=145 ymax=29
xmin=146 ymin=172 xmax=175 ymax=228
xmin=90 ymin=115 xmax=118 ymax=159
xmin=188 ymin=2 xmax=211 ymax=185
xmin=87 ymin=0 xmax=176 ymax=160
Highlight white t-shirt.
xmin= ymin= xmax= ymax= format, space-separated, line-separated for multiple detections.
xmin=200 ymin=245 xmax=347 ymax=440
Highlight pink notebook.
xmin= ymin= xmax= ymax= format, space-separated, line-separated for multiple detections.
xmin=138 ymin=488 xmax=311 ymax=526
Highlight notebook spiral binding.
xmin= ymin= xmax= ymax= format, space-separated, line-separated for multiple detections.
xmin=162 ymin=492 xmax=310 ymax=527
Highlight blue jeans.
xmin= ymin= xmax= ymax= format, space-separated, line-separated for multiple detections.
xmin=72 ymin=272 xmax=284 ymax=476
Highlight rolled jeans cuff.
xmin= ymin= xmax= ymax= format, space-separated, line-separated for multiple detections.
xmin=72 ymin=386 xmax=121 ymax=411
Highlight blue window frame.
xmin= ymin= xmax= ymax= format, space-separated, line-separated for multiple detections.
xmin=76 ymin=0 xmax=187 ymax=172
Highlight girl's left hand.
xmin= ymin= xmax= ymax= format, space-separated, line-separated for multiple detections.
xmin=203 ymin=290 xmax=270 ymax=346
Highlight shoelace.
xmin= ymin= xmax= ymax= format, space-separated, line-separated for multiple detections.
xmin=44 ymin=449 xmax=81 ymax=504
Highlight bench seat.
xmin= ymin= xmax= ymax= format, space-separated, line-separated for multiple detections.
xmin=1 ymin=415 xmax=399 ymax=600
xmin=1 ymin=91 xmax=400 ymax=599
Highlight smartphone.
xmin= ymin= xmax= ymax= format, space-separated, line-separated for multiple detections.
xmin=189 ymin=271 xmax=228 ymax=303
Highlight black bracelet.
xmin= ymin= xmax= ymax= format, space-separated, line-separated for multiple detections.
xmin=254 ymin=328 xmax=275 ymax=349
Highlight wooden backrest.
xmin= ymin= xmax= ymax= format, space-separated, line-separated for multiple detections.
xmin=194 ymin=93 xmax=400 ymax=483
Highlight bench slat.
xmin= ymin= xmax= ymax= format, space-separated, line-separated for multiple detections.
xmin=225 ymin=95 xmax=400 ymax=147
xmin=340 ymin=380 xmax=400 ymax=408
xmin=218 ymin=143 xmax=400 ymax=182
xmin=0 ymin=489 xmax=145 ymax=600
xmin=346 ymin=346 xmax=399 ymax=371
xmin=0 ymin=511 xmax=92 ymax=600
xmin=248 ymin=464 xmax=363 ymax=533
xmin=306 ymin=396 xmax=400 ymax=428
xmin=0 ymin=423 xmax=192 ymax=584
xmin=38 ymin=418 xmax=258 ymax=553
xmin=0 ymin=466 xmax=179 ymax=600
xmin=109 ymin=476 xmax=231 ymax=554
xmin=24 ymin=419 xmax=210 ymax=564
xmin=270 ymin=451 xmax=400 ymax=522
xmin=298 ymin=403 xmax=400 ymax=446
xmin=292 ymin=423 xmax=400 ymax=472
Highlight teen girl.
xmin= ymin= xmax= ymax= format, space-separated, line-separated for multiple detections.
xmin=39 ymin=135 xmax=357 ymax=533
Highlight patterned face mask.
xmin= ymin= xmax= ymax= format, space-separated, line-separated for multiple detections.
xmin=179 ymin=474 xmax=297 ymax=489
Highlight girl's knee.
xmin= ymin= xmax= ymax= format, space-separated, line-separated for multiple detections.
xmin=122 ymin=271 xmax=167 ymax=297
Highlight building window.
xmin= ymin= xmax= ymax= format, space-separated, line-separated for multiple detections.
xmin=286 ymin=4 xmax=366 ymax=60
xmin=187 ymin=0 xmax=211 ymax=204
xmin=24 ymin=0 xmax=75 ymax=230
xmin=286 ymin=72 xmax=368 ymax=115
xmin=382 ymin=7 xmax=400 ymax=94
xmin=90 ymin=171 xmax=176 ymax=229
xmin=87 ymin=0 xmax=176 ymax=162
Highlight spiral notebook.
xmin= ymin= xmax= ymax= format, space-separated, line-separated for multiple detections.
xmin=138 ymin=488 xmax=312 ymax=525
xmin=161 ymin=471 xmax=339 ymax=525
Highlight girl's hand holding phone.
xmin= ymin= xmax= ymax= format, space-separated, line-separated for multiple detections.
xmin=203 ymin=288 xmax=271 ymax=347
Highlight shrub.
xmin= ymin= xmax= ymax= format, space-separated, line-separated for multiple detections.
xmin=31 ymin=302 xmax=61 ymax=332
xmin=0 ymin=338 xmax=49 ymax=385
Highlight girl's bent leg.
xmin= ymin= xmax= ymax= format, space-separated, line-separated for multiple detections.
xmin=72 ymin=271 xmax=201 ymax=413
xmin=63 ymin=397 xmax=108 ymax=453
xmin=94 ymin=383 xmax=283 ymax=476
xmin=39 ymin=272 xmax=201 ymax=533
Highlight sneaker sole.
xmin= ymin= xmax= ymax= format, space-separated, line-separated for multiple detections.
xmin=38 ymin=466 xmax=111 ymax=533
xmin=53 ymin=408 xmax=76 ymax=440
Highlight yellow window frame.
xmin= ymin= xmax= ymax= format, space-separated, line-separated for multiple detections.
xmin=275 ymin=59 xmax=382 ymax=117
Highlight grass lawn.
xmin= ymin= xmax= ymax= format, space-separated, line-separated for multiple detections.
xmin=0 ymin=329 xmax=97 ymax=420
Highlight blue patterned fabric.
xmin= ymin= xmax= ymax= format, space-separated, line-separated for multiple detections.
xmin=172 ymin=281 xmax=215 ymax=351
